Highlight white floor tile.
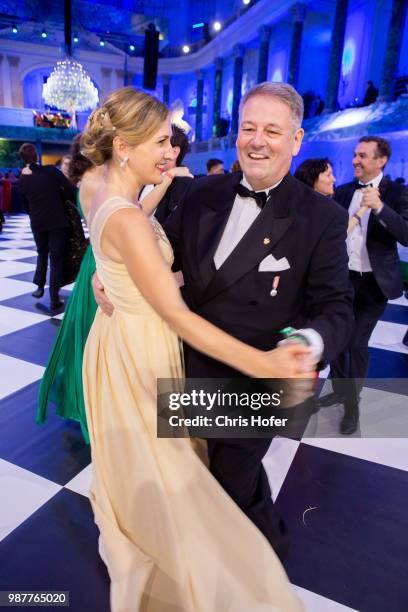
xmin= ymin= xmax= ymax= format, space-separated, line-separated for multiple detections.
xmin=318 ymin=364 xmax=330 ymax=378
xmin=0 ymin=458 xmax=61 ymax=542
xmin=0 ymin=240 xmax=36 ymax=249
xmin=294 ymin=585 xmax=357 ymax=611
xmin=2 ymin=222 xmax=29 ymax=228
xmin=0 ymin=277 xmax=36 ymax=298
xmin=0 ymin=248 xmax=38 ymax=261
xmin=0 ymin=261 xmax=36 ymax=279
xmin=64 ymin=464 xmax=93 ymax=498
xmin=263 ymin=437 xmax=300 ymax=501
xmin=0 ymin=354 xmax=45 ymax=399
xmin=0 ymin=305 xmax=49 ymax=336
xmin=388 ymin=296 xmax=408 ymax=307
xmin=52 ymin=312 xmax=65 ymax=320
xmin=0 ymin=235 xmax=33 ymax=243
xmin=306 ymin=384 xmax=408 ymax=441
xmin=369 ymin=320 xmax=408 ymax=354
xmin=62 ymin=282 xmax=75 ymax=291
xmin=3 ymin=229 xmax=31 ymax=232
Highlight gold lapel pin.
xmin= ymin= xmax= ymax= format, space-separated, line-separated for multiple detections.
xmin=263 ymin=238 xmax=271 ymax=245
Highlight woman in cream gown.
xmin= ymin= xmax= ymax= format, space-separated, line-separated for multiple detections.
xmin=81 ymin=87 xmax=309 ymax=612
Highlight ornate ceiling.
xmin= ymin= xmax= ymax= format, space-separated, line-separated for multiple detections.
xmin=0 ymin=0 xmax=242 ymax=52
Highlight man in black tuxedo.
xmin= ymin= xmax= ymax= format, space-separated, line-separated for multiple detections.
xmin=320 ymin=136 xmax=408 ymax=434
xmin=94 ymin=83 xmax=353 ymax=558
xmin=163 ymin=83 xmax=353 ymax=557
xmin=18 ymin=143 xmax=76 ymax=311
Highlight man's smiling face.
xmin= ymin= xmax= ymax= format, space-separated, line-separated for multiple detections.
xmin=352 ymin=141 xmax=387 ymax=183
xmin=236 ymin=94 xmax=304 ymax=191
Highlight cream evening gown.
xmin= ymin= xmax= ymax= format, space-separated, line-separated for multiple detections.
xmin=83 ymin=196 xmax=303 ymax=612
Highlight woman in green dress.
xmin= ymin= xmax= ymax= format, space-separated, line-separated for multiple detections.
xmin=37 ymin=139 xmax=96 ymax=442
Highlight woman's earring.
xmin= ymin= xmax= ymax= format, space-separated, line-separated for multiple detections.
xmin=120 ymin=156 xmax=129 ymax=168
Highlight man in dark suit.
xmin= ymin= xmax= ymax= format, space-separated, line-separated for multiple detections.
xmin=94 ymin=82 xmax=353 ymax=559
xmin=320 ymin=136 xmax=408 ymax=434
xmin=163 ymin=83 xmax=353 ymax=557
xmin=18 ymin=143 xmax=76 ymax=311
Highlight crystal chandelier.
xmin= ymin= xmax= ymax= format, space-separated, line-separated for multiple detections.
xmin=43 ymin=59 xmax=99 ymax=128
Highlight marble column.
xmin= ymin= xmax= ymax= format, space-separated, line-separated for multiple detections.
xmin=379 ymin=0 xmax=408 ymax=101
xmin=127 ymin=72 xmax=135 ymax=87
xmin=325 ymin=0 xmax=349 ymax=112
xmin=257 ymin=25 xmax=271 ymax=83
xmin=123 ymin=55 xmax=129 ymax=87
xmin=231 ymin=44 xmax=244 ymax=134
xmin=0 ymin=56 xmax=4 ymax=106
xmin=110 ymin=68 xmax=118 ymax=92
xmin=287 ymin=4 xmax=306 ymax=88
xmin=212 ymin=58 xmax=223 ymax=137
xmin=8 ymin=56 xmax=23 ymax=107
xmin=116 ymin=69 xmax=125 ymax=87
xmin=1 ymin=54 xmax=13 ymax=107
xmin=101 ymin=67 xmax=112 ymax=99
xmin=195 ymin=69 xmax=204 ymax=142
xmin=162 ymin=74 xmax=170 ymax=106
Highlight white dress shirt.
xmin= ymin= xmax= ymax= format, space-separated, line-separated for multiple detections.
xmin=139 ymin=183 xmax=155 ymax=201
xmin=347 ymin=172 xmax=383 ymax=273
xmin=214 ymin=176 xmax=282 ymax=269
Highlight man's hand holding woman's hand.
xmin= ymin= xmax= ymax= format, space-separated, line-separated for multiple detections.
xmin=255 ymin=343 xmax=316 ymax=379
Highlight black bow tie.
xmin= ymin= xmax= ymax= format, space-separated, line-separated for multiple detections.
xmin=355 ymin=183 xmax=373 ymax=190
xmin=235 ymin=183 xmax=271 ymax=209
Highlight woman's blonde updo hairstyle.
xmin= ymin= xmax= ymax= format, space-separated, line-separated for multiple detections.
xmin=81 ymin=86 xmax=169 ymax=165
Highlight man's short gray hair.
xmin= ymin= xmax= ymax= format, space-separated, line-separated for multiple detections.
xmin=240 ymin=82 xmax=304 ymax=129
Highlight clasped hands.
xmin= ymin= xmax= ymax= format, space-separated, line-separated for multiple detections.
xmin=360 ymin=186 xmax=383 ymax=213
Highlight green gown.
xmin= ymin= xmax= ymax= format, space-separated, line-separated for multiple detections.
xmin=37 ymin=197 xmax=97 ymax=443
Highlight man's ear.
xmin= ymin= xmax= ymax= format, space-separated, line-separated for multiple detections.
xmin=292 ymin=128 xmax=304 ymax=157
xmin=378 ymin=156 xmax=388 ymax=171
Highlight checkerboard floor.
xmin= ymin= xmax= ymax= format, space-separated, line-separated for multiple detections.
xmin=1 ymin=214 xmax=408 ymax=611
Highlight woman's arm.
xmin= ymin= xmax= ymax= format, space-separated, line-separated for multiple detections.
xmin=139 ymin=166 xmax=193 ymax=216
xmin=347 ymin=205 xmax=369 ymax=234
xmin=101 ymin=208 xmax=313 ymax=378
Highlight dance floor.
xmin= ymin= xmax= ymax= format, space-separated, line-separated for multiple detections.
xmin=1 ymin=214 xmax=408 ymax=611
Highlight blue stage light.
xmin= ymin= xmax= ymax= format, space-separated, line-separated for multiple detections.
xmin=41 ymin=28 xmax=47 ymax=38
xmin=73 ymin=33 xmax=79 ymax=43
xmin=342 ymin=40 xmax=356 ymax=76
xmin=182 ymin=45 xmax=190 ymax=54
xmin=99 ymin=37 xmax=105 ymax=47
xmin=12 ymin=24 xmax=18 ymax=34
xmin=129 ymin=43 xmax=135 ymax=51
xmin=213 ymin=21 xmax=222 ymax=32
xmin=192 ymin=23 xmax=205 ymax=29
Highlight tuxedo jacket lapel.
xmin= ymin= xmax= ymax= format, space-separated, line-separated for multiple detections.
xmin=367 ymin=177 xmax=389 ymax=235
xmin=345 ymin=183 xmax=358 ymax=209
xmin=197 ymin=172 xmax=242 ymax=290
xmin=201 ymin=174 xmax=294 ymax=304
